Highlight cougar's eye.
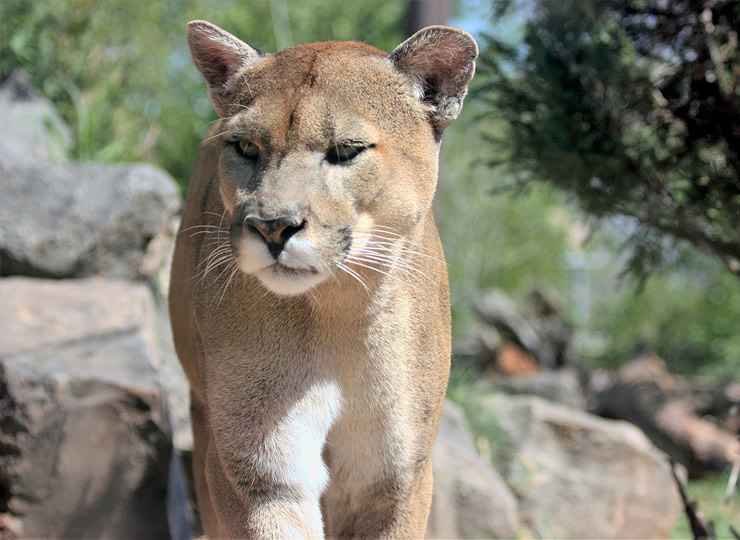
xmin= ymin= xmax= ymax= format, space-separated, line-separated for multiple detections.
xmin=232 ymin=139 xmax=259 ymax=160
xmin=326 ymin=142 xmax=373 ymax=165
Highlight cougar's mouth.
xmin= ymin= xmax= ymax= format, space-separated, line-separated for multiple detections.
xmin=254 ymin=260 xmax=327 ymax=296
xmin=270 ymin=262 xmax=319 ymax=276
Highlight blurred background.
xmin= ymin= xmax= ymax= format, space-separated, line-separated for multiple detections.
xmin=1 ymin=0 xmax=738 ymax=538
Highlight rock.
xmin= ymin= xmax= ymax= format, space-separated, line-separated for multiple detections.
xmin=0 ymin=277 xmax=190 ymax=540
xmin=427 ymin=400 xmax=519 ymax=539
xmin=484 ymin=368 xmax=586 ymax=409
xmin=474 ymin=288 xmax=574 ymax=370
xmin=478 ymin=394 xmax=680 ymax=539
xmin=0 ymin=70 xmax=71 ymax=165
xmin=154 ymin=298 xmax=192 ymax=453
xmin=475 ymin=290 xmax=542 ymax=361
xmin=0 ymin=162 xmax=181 ymax=280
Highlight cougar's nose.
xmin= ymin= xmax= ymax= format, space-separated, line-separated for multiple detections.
xmin=245 ymin=216 xmax=305 ymax=258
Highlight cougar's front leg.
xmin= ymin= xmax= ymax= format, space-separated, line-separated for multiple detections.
xmin=322 ymin=406 xmax=440 ymax=539
xmin=322 ymin=456 xmax=434 ymax=539
xmin=203 ymin=367 xmax=341 ymax=539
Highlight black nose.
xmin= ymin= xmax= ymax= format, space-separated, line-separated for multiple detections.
xmin=245 ymin=216 xmax=305 ymax=258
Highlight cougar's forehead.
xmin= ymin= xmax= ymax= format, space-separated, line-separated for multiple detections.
xmin=223 ymin=43 xmax=429 ymax=146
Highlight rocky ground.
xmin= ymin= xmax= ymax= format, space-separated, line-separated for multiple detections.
xmin=0 ymin=70 xmax=684 ymax=539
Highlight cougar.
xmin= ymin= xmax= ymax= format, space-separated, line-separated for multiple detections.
xmin=169 ymin=20 xmax=477 ymax=538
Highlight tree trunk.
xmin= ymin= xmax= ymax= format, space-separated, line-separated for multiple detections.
xmin=405 ymin=0 xmax=450 ymax=35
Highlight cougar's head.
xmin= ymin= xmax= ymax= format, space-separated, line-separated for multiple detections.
xmin=188 ymin=21 xmax=477 ymax=295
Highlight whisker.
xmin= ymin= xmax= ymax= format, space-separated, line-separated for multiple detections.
xmin=207 ymin=255 xmax=239 ymax=287
xmin=193 ymin=258 xmax=232 ymax=285
xmin=195 ymin=246 xmax=231 ymax=266
xmin=196 ymin=239 xmax=231 ymax=258
xmin=362 ymin=225 xmax=411 ymax=239
xmin=193 ymin=250 xmax=231 ymax=277
xmin=349 ymin=247 xmax=418 ymax=268
xmin=181 ymin=224 xmax=220 ymax=232
xmin=193 ymin=242 xmax=233 ymax=283
xmin=361 ymin=224 xmax=399 ymax=232
xmin=189 ymin=209 xmax=233 ymax=283
xmin=353 ymin=228 xmax=427 ymax=250
xmin=193 ymin=245 xmax=230 ymax=270
xmin=201 ymin=128 xmax=239 ymax=144
xmin=363 ymin=224 xmax=427 ymax=243
xmin=346 ymin=256 xmax=425 ymax=283
xmin=359 ymin=241 xmax=444 ymax=263
xmin=217 ymin=208 xmax=228 ymax=234
xmin=361 ymin=227 xmax=423 ymax=243
xmin=349 ymin=234 xmax=445 ymax=266
xmin=201 ymin=211 xmax=228 ymax=219
xmin=217 ymin=263 xmax=240 ymax=307
xmin=201 ymin=233 xmax=231 ymax=245
xmin=344 ymin=258 xmax=422 ymax=293
xmin=319 ymin=259 xmax=341 ymax=286
xmin=335 ymin=262 xmax=370 ymax=294
xmin=189 ymin=229 xmax=223 ymax=238
xmin=347 ymin=252 xmax=431 ymax=281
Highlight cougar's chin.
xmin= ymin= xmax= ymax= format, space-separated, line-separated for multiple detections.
xmin=255 ymin=264 xmax=328 ymax=296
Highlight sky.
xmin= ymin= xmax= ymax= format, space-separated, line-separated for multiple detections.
xmin=450 ymin=0 xmax=527 ymax=44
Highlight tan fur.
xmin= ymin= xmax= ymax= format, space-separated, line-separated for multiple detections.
xmin=170 ymin=21 xmax=477 ymax=539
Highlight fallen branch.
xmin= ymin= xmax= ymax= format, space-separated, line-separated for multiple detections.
xmin=670 ymin=459 xmax=713 ymax=540
xmin=593 ymin=356 xmax=740 ymax=477
xmin=727 ymin=460 xmax=739 ymax=504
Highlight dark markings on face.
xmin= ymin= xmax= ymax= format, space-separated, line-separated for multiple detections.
xmin=339 ymin=227 xmax=352 ymax=253
xmin=304 ymin=51 xmax=319 ymax=88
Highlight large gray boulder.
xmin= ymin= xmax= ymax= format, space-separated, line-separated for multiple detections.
xmin=478 ymin=394 xmax=680 ymax=539
xmin=0 ymin=277 xmax=190 ymax=540
xmin=427 ymin=400 xmax=520 ymax=539
xmin=483 ymin=368 xmax=587 ymax=409
xmin=0 ymin=70 xmax=71 ymax=166
xmin=0 ymin=162 xmax=180 ymax=280
xmin=154 ymin=298 xmax=193 ymax=454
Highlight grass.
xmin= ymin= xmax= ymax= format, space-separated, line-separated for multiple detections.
xmin=671 ymin=471 xmax=740 ymax=539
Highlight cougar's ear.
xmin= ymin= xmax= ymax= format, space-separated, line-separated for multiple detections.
xmin=389 ymin=25 xmax=478 ymax=133
xmin=187 ymin=20 xmax=265 ymax=116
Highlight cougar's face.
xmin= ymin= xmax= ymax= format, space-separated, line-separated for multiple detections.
xmin=212 ymin=47 xmax=438 ymax=296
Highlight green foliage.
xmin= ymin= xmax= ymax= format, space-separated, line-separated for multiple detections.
xmin=446 ymin=367 xmax=508 ymax=465
xmin=477 ymin=0 xmax=740 ymax=280
xmin=587 ymin=245 xmax=740 ymax=376
xmin=437 ymin=102 xmax=573 ymax=341
xmin=0 ymin=0 xmax=405 ymax=186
